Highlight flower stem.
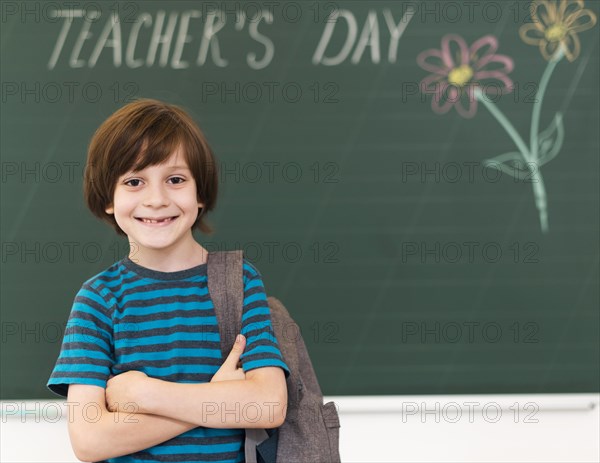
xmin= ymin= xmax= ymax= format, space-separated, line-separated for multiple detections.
xmin=474 ymin=88 xmax=531 ymax=161
xmin=531 ymin=170 xmax=549 ymax=233
xmin=530 ymin=45 xmax=565 ymax=161
xmin=474 ymin=88 xmax=551 ymax=233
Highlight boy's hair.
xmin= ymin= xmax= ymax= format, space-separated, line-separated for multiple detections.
xmin=83 ymin=98 xmax=218 ymax=237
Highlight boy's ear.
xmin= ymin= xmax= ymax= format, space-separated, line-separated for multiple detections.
xmin=105 ymin=204 xmax=114 ymax=215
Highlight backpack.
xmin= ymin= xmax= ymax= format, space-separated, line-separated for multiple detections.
xmin=207 ymin=250 xmax=341 ymax=463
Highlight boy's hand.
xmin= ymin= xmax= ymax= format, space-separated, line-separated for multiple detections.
xmin=106 ymin=370 xmax=149 ymax=412
xmin=211 ymin=334 xmax=247 ymax=383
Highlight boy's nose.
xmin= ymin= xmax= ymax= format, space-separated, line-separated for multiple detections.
xmin=142 ymin=184 xmax=169 ymax=207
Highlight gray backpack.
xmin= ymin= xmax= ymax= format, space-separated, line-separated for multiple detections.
xmin=207 ymin=250 xmax=341 ymax=463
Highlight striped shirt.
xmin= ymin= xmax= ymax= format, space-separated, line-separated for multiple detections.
xmin=47 ymin=256 xmax=290 ymax=463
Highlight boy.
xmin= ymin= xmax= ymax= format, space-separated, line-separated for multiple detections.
xmin=47 ymin=99 xmax=289 ymax=463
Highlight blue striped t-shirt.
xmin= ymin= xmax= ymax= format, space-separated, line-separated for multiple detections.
xmin=47 ymin=255 xmax=290 ymax=463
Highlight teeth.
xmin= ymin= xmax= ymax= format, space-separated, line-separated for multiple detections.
xmin=141 ymin=217 xmax=172 ymax=223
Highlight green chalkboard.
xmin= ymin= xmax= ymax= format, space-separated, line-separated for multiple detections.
xmin=1 ymin=0 xmax=599 ymax=399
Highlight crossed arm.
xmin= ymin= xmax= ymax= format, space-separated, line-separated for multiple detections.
xmin=67 ymin=335 xmax=287 ymax=462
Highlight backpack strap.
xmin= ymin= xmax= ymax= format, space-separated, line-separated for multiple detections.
xmin=206 ymin=250 xmax=271 ymax=463
xmin=245 ymin=428 xmax=270 ymax=463
xmin=207 ymin=250 xmax=244 ymax=361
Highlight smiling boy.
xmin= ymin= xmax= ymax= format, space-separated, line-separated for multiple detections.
xmin=47 ymin=99 xmax=289 ymax=463
xmin=104 ymin=142 xmax=208 ymax=271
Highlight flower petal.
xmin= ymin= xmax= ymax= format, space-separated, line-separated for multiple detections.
xmin=469 ymin=35 xmax=498 ymax=66
xmin=475 ymin=54 xmax=514 ymax=75
xmin=441 ymin=34 xmax=470 ymax=67
xmin=417 ymin=48 xmax=450 ymax=75
xmin=431 ymin=99 xmax=453 ymax=115
xmin=558 ymin=0 xmax=586 ymax=22
xmin=532 ymin=0 xmax=558 ymax=28
xmin=454 ymin=85 xmax=478 ymax=119
xmin=431 ymin=82 xmax=456 ymax=115
xmin=561 ymin=30 xmax=581 ymax=62
xmin=473 ymin=70 xmax=515 ymax=93
xmin=420 ymin=73 xmax=447 ymax=93
xmin=519 ymin=23 xmax=546 ymax=46
xmin=540 ymin=39 xmax=560 ymax=61
xmin=564 ymin=8 xmax=597 ymax=32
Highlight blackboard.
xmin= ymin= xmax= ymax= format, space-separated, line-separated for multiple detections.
xmin=1 ymin=0 xmax=598 ymax=399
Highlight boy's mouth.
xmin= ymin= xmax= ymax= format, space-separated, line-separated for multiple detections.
xmin=135 ymin=216 xmax=178 ymax=225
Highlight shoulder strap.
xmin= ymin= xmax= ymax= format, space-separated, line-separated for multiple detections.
xmin=207 ymin=250 xmax=271 ymax=463
xmin=207 ymin=250 xmax=244 ymax=361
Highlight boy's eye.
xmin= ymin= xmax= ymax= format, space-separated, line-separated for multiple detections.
xmin=124 ymin=179 xmax=141 ymax=187
xmin=123 ymin=177 xmax=185 ymax=187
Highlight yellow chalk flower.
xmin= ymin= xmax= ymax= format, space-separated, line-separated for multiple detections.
xmin=519 ymin=0 xmax=597 ymax=62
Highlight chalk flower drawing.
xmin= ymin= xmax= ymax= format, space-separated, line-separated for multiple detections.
xmin=519 ymin=0 xmax=597 ymax=62
xmin=416 ymin=34 xmax=514 ymax=118
xmin=416 ymin=0 xmax=597 ymax=233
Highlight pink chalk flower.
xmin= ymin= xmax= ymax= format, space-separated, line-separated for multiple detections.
xmin=416 ymin=34 xmax=514 ymax=118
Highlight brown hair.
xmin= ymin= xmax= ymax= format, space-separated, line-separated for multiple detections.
xmin=83 ymin=98 xmax=218 ymax=237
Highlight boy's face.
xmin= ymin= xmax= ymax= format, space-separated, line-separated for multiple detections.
xmin=105 ymin=145 xmax=204 ymax=254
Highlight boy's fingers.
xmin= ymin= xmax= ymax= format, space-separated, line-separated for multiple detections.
xmin=223 ymin=334 xmax=246 ymax=368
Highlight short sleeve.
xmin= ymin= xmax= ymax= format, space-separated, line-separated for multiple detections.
xmin=239 ymin=261 xmax=290 ymax=379
xmin=47 ymin=283 xmax=116 ymax=397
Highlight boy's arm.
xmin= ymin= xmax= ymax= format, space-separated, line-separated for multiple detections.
xmin=143 ymin=366 xmax=286 ymax=428
xmin=107 ymin=335 xmax=288 ymax=429
xmin=66 ymin=335 xmax=252 ymax=462
xmin=67 ymin=384 xmax=198 ymax=462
